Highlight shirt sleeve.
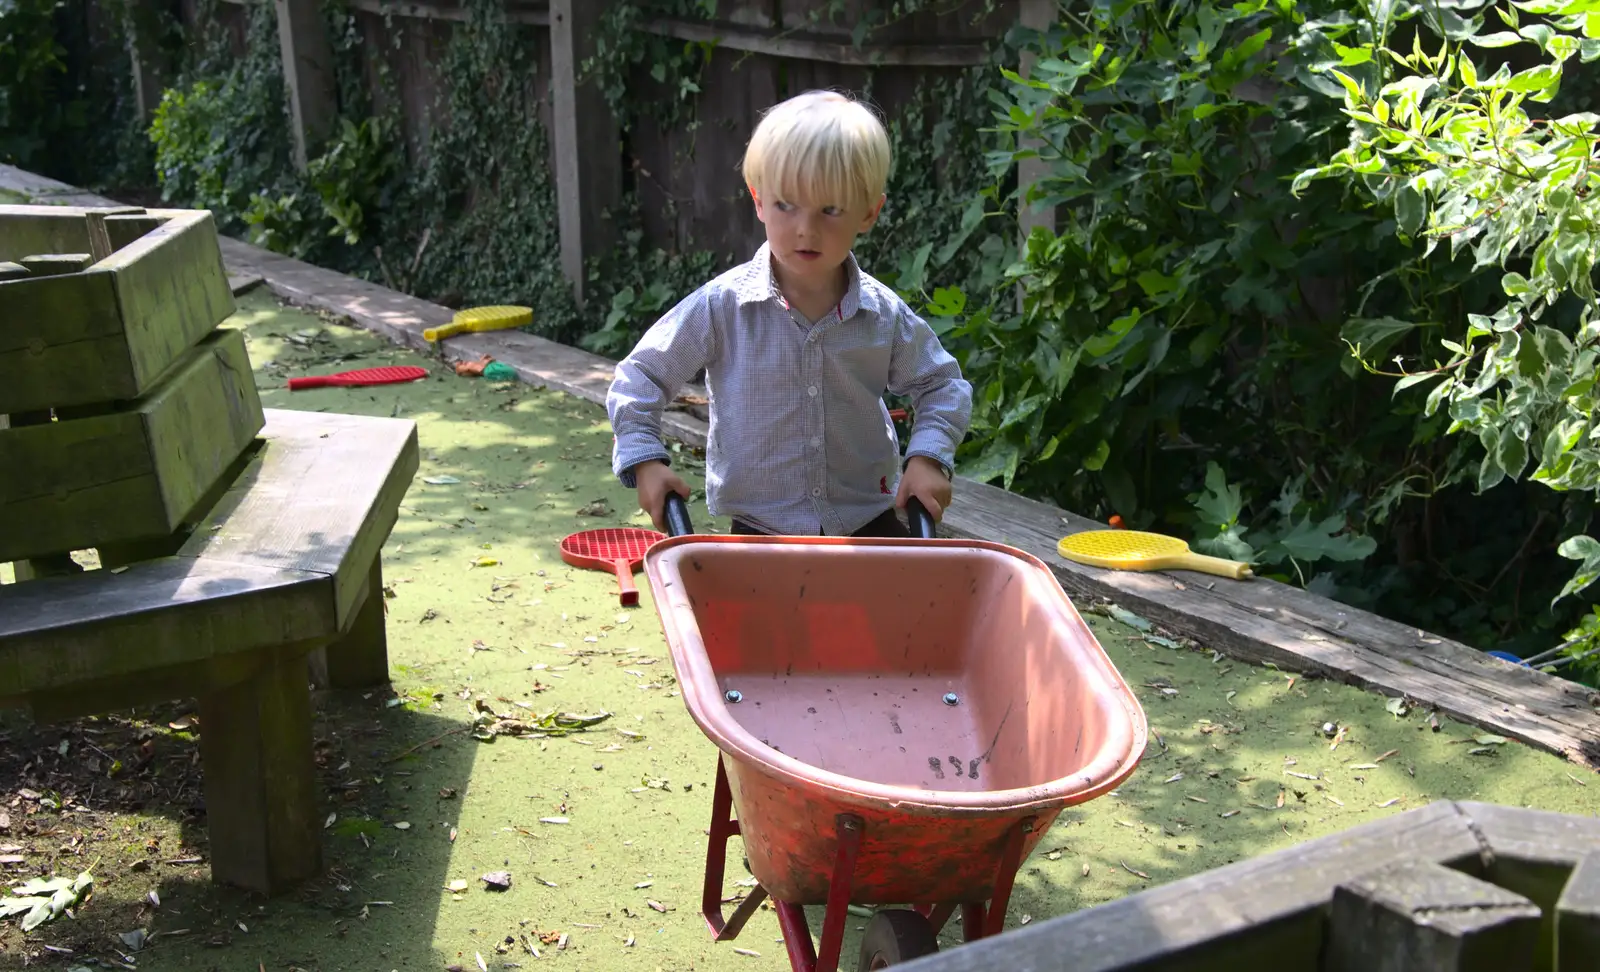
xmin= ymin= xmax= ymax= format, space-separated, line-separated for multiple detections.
xmin=607 ymin=287 xmax=718 ymax=488
xmin=886 ymin=299 xmax=972 ymax=476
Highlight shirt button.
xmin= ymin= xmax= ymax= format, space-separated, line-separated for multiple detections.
xmin=807 ymin=386 xmax=818 ymax=397
xmin=811 ymin=487 xmax=822 ymax=497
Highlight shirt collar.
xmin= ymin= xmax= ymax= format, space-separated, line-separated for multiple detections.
xmin=735 ymin=242 xmax=868 ymax=322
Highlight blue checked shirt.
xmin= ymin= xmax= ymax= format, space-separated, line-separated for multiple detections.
xmin=607 ymin=243 xmax=973 ymax=536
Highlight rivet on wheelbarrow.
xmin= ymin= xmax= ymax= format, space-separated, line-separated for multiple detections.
xmin=943 ymin=692 xmax=960 ymax=706
xmin=724 ymin=690 xmax=743 ymax=704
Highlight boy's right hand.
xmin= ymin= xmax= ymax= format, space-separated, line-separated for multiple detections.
xmin=633 ymin=460 xmax=691 ymax=532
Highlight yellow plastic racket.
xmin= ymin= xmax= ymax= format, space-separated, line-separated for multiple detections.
xmin=1057 ymin=530 xmax=1254 ymax=580
xmin=423 ymin=305 xmax=533 ymax=343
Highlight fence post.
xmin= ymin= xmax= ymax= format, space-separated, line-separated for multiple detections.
xmin=550 ymin=0 xmax=623 ymax=308
xmin=1016 ymin=0 xmax=1056 ymax=252
xmin=124 ymin=5 xmax=167 ymax=123
xmin=273 ymin=0 xmax=338 ymax=173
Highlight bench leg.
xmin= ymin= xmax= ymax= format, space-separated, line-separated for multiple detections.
xmin=313 ymin=558 xmax=392 ymax=690
xmin=199 ymin=648 xmax=323 ymax=894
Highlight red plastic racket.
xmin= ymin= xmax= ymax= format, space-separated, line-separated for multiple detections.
xmin=559 ymin=525 xmax=666 ymax=606
xmin=287 ymin=365 xmax=429 ymax=390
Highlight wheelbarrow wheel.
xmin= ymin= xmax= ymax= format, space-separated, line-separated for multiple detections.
xmin=858 ymin=909 xmax=939 ymax=969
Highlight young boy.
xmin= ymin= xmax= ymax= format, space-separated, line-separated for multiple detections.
xmin=606 ymin=89 xmax=972 ymax=537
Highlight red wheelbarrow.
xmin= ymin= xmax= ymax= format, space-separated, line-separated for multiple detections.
xmin=641 ymin=495 xmax=1148 ymax=970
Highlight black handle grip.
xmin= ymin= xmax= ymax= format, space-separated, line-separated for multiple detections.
xmin=663 ymin=491 xmax=695 ymax=537
xmin=906 ymin=496 xmax=937 ymax=540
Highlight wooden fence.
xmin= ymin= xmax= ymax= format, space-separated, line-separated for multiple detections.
xmin=125 ymin=0 xmax=1055 ymax=305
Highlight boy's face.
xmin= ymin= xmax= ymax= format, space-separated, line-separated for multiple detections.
xmin=751 ymin=187 xmax=885 ymax=288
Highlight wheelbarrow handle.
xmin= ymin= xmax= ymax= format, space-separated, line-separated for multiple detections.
xmin=662 ymin=492 xmax=935 ymax=538
xmin=664 ymin=491 xmax=696 ymax=538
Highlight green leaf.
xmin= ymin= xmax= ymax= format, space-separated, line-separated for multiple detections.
xmin=924 ymin=286 xmax=967 ymax=318
xmin=1083 ymin=439 xmax=1111 ymax=471
xmin=1194 ymin=523 xmax=1255 ymax=562
xmin=1136 ymin=269 xmax=1180 ymax=298
xmin=1335 ymin=43 xmax=1374 ymax=66
xmin=958 ymin=440 xmax=1021 ymax=487
xmin=1329 ymin=68 xmax=1365 ymax=101
xmin=1555 ymin=534 xmax=1600 ymax=603
xmin=1341 ymin=316 xmax=1419 ymax=357
xmin=1460 ymin=55 xmax=1479 ymax=87
xmin=1266 ymin=515 xmax=1378 ymax=563
xmin=1395 ymin=183 xmax=1426 ymax=236
xmin=19 ymin=898 xmax=51 ymax=932
xmin=1194 ymin=461 xmax=1244 ymax=529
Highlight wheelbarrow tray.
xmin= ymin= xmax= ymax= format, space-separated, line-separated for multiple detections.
xmin=643 ymin=534 xmax=1148 ymax=906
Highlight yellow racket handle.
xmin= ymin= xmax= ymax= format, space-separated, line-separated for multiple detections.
xmin=1172 ymin=551 xmax=1253 ymax=579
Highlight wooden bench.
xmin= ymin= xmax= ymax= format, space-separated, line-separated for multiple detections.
xmin=0 ymin=407 xmax=417 ymax=894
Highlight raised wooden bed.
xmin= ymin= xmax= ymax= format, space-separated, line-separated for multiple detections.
xmin=899 ymin=801 xmax=1600 ymax=970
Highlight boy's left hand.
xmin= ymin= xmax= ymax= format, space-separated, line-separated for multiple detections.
xmin=896 ymin=455 xmax=953 ymax=521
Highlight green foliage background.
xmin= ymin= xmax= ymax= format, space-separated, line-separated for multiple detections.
xmin=4 ymin=0 xmax=1596 ymax=676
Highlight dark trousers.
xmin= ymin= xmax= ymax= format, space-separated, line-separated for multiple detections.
xmin=730 ymin=507 xmax=910 ymax=538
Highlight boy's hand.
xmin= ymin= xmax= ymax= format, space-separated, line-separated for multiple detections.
xmin=895 ymin=455 xmax=953 ymax=522
xmin=633 ymin=460 xmax=691 ymax=532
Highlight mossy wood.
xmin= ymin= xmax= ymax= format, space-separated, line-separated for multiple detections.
xmin=0 ymin=206 xmax=235 ymax=414
xmin=0 ymin=328 xmax=264 ymax=562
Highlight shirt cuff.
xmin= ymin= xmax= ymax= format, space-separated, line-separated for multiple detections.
xmin=615 ymin=433 xmax=672 ymax=487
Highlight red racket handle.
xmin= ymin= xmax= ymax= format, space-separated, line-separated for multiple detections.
xmin=612 ymin=557 xmax=639 ymax=607
xmin=287 ymin=375 xmax=335 ymax=390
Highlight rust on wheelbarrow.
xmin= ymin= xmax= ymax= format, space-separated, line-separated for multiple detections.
xmin=642 ymin=496 xmax=1148 ymax=971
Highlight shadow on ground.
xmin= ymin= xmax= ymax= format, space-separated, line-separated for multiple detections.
xmin=2 ymin=287 xmax=1593 ymax=970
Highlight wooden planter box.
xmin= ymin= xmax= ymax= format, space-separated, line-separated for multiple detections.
xmin=0 ymin=327 xmax=264 ymax=562
xmin=902 ymin=801 xmax=1600 ymax=971
xmin=0 ymin=205 xmax=236 ymax=415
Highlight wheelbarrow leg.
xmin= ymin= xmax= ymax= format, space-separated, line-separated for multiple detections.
xmin=703 ymin=758 xmax=768 ymax=942
xmin=962 ymin=816 xmax=1035 ymax=942
xmin=772 ymin=813 xmax=864 ymax=972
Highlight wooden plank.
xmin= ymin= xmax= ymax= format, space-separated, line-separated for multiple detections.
xmin=550 ymin=0 xmax=622 ymax=306
xmin=0 ymin=262 xmax=27 ymax=281
xmin=214 ymin=236 xmax=713 ymax=444
xmin=273 ymin=0 xmax=338 ymax=171
xmin=0 ymin=328 xmax=265 ymax=563
xmin=896 ymin=801 xmax=1487 ymax=972
xmin=0 ymin=558 xmax=331 ymax=699
xmin=1324 ymin=860 xmax=1541 ymax=971
xmin=641 ymin=17 xmax=992 ymax=66
xmin=20 ymin=253 xmax=93 ymax=276
xmin=108 ymin=209 xmax=238 ymax=393
xmin=938 ymin=478 xmax=1600 ymax=770
xmin=177 ymin=408 xmax=418 ymax=628
xmin=199 ymin=641 xmax=323 ymax=893
xmin=219 ymin=0 xmax=550 ymax=24
xmin=1556 ymin=853 xmax=1600 ymax=971
xmin=0 ymin=207 xmax=91 ymax=260
xmin=104 ymin=213 xmax=170 ymax=251
xmin=0 ymin=209 xmax=236 ymax=414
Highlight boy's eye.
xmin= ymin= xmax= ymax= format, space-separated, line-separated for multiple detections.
xmin=822 ymin=206 xmax=842 ymax=216
xmin=774 ymin=200 xmax=794 ymax=212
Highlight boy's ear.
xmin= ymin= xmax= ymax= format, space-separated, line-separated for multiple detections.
xmin=749 ymin=185 xmax=766 ymax=220
xmin=860 ymin=193 xmax=887 ymax=231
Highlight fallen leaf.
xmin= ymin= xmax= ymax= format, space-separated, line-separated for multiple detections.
xmin=1348 ymin=763 xmax=1379 ymax=770
xmin=635 ymin=880 xmax=653 ymax=889
xmin=1163 ymin=772 xmax=1184 ymax=784
xmin=1385 ymin=697 xmax=1408 ymax=718
xmin=393 ymin=821 xmax=411 ymax=830
xmin=424 ymin=476 xmax=461 ymax=485
xmin=1474 ymin=734 xmax=1508 ymax=746
xmin=1325 ymin=794 xmax=1345 ymax=807
xmin=734 ymin=948 xmax=761 ymax=957
xmin=476 ymin=952 xmax=488 ymax=972
xmin=1276 ymin=790 xmax=1286 ymax=809
xmin=446 ymin=879 xmax=469 ymax=893
xmin=481 ymin=871 xmax=512 ymax=891
xmin=647 ymin=900 xmax=669 ymax=913
xmin=540 ymin=817 xmax=570 ymax=825
xmin=324 ymin=812 xmax=337 ymax=830
xmin=1119 ymin=860 xmax=1150 ymax=880
xmin=1377 ymin=797 xmax=1401 ymax=808
xmin=1375 ymin=749 xmax=1399 ymax=762
xmin=474 ymin=557 xmax=500 ymax=568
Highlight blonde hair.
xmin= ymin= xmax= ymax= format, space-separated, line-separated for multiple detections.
xmin=741 ymin=90 xmax=891 ymax=214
